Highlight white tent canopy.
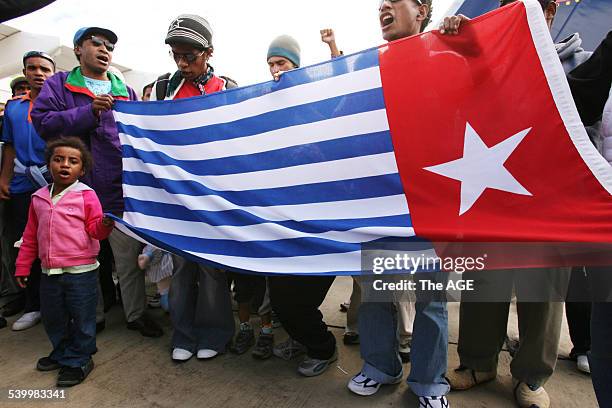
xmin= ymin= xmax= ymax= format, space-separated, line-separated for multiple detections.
xmin=0 ymin=23 xmax=156 ymax=103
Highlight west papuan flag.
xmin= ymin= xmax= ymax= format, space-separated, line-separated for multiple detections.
xmin=112 ymin=0 xmax=612 ymax=275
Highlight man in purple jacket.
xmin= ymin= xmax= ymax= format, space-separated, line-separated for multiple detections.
xmin=31 ymin=26 xmax=163 ymax=338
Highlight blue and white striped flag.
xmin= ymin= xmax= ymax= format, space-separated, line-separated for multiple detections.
xmin=112 ymin=48 xmax=417 ymax=275
xmin=112 ymin=1 xmax=612 ymax=274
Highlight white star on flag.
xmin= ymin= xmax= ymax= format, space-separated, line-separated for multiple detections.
xmin=424 ymin=122 xmax=533 ymax=216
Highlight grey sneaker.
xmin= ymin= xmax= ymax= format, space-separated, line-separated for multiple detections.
xmin=273 ymin=338 xmax=306 ymax=361
xmin=230 ymin=328 xmax=255 ymax=354
xmin=252 ymin=332 xmax=274 ymax=360
xmin=297 ymin=349 xmax=338 ymax=377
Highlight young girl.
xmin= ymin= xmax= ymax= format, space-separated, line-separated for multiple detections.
xmin=15 ymin=137 xmax=114 ymax=387
xmin=138 ymin=244 xmax=173 ymax=312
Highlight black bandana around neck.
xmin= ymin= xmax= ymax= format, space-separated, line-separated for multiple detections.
xmin=193 ymin=65 xmax=215 ymax=95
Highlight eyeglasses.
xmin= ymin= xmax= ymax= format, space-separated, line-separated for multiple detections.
xmin=89 ymin=36 xmax=115 ymax=52
xmin=379 ymin=0 xmax=423 ymax=9
xmin=169 ymin=50 xmax=205 ymax=64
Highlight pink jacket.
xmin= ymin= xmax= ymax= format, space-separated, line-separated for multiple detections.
xmin=15 ymin=182 xmax=113 ymax=276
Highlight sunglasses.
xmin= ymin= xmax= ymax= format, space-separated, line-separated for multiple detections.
xmin=379 ymin=0 xmax=424 ymax=9
xmin=89 ymin=35 xmax=115 ymax=52
xmin=169 ymin=50 xmax=206 ymax=64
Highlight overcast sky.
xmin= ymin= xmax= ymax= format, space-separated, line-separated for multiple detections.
xmin=6 ymin=0 xmax=456 ymax=87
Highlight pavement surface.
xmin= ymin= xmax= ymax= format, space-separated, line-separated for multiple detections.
xmin=0 ymin=276 xmax=598 ymax=408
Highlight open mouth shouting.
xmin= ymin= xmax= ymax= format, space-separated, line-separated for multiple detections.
xmin=96 ymin=54 xmax=110 ymax=67
xmin=380 ymin=12 xmax=395 ymax=31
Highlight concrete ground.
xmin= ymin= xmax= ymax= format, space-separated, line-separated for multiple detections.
xmin=0 ymin=277 xmax=598 ymax=408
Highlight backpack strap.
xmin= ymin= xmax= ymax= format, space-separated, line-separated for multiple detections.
xmin=154 ymin=72 xmax=172 ymax=100
xmin=220 ymin=75 xmax=238 ymax=89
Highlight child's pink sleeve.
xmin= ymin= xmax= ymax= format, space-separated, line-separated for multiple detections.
xmin=15 ymin=201 xmax=40 ymax=277
xmin=83 ymin=190 xmax=113 ymax=240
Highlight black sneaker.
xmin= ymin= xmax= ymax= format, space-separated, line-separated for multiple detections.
xmin=37 ymin=357 xmax=61 ymax=371
xmin=252 ymin=333 xmax=274 ymax=360
xmin=57 ymin=360 xmax=94 ymax=387
xmin=230 ymin=328 xmax=255 ymax=354
xmin=126 ymin=315 xmax=163 ymax=338
xmin=0 ymin=316 xmax=6 ymax=329
xmin=148 ymin=293 xmax=161 ymax=309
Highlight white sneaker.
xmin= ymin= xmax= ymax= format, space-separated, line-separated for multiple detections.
xmin=577 ymin=355 xmax=591 ymax=374
xmin=12 ymin=311 xmax=41 ymax=331
xmin=418 ymin=396 xmax=450 ymax=408
xmin=171 ymin=348 xmax=193 ymax=361
xmin=347 ymin=372 xmax=402 ymax=396
xmin=197 ymin=349 xmax=218 ymax=359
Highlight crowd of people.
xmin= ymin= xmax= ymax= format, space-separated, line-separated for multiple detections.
xmin=0 ymin=0 xmax=610 ymax=407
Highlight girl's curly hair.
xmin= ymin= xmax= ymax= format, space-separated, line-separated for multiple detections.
xmin=45 ymin=137 xmax=93 ymax=175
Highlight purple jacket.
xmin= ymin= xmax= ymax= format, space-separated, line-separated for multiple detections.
xmin=31 ymin=68 xmax=137 ymax=214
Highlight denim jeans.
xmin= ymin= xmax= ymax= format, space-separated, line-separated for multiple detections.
xmin=39 ymin=270 xmax=98 ymax=368
xmin=358 ymin=274 xmax=449 ymax=397
xmin=169 ymin=256 xmax=234 ymax=353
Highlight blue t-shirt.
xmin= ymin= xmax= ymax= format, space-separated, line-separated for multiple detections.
xmin=84 ymin=76 xmax=112 ymax=96
xmin=0 ymin=94 xmax=46 ymax=194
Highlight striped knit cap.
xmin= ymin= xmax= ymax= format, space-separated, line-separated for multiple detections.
xmin=267 ymin=35 xmax=301 ymax=68
xmin=165 ymin=14 xmax=213 ymax=50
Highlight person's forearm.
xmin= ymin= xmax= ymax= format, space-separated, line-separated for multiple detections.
xmin=0 ymin=144 xmax=15 ymax=183
xmin=329 ymin=41 xmax=342 ymax=58
xmin=32 ymin=104 xmax=98 ymax=140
